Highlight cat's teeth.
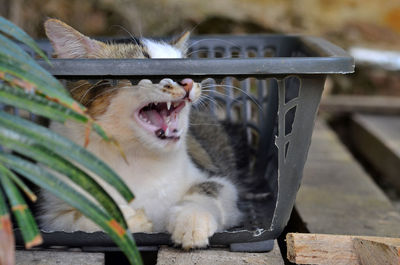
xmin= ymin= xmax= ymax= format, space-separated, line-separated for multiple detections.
xmin=166 ymin=127 xmax=170 ymax=135
xmin=173 ymin=102 xmax=180 ymax=108
xmin=154 ymin=102 xmax=158 ymax=106
xmin=167 ymin=102 xmax=171 ymax=110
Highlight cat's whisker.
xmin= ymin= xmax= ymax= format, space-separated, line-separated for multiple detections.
xmin=185 ymin=49 xmax=210 ymax=58
xmin=201 ymin=90 xmax=243 ymax=106
xmin=193 ymin=98 xmax=211 ymax=111
xmin=194 ymin=96 xmax=214 ymax=111
xmin=87 ymin=87 xmax=121 ymax=103
xmin=202 ymin=89 xmax=234 ymax=98
xmin=189 ymin=123 xmax=221 ymax=126
xmin=185 ymin=49 xmax=242 ymax=59
xmin=79 ymin=80 xmax=110 ymax=103
xmin=185 ymin=39 xmax=240 ymax=54
xmin=198 ymin=95 xmax=225 ymax=111
xmin=78 ymin=84 xmax=96 ymax=103
xmin=201 ymin=84 xmax=263 ymax=112
xmin=111 ymin=25 xmax=140 ymax=46
xmin=69 ymin=81 xmax=91 ymax=93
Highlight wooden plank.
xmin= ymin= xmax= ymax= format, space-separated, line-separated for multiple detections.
xmin=354 ymin=237 xmax=400 ymax=265
xmin=15 ymin=250 xmax=105 ymax=265
xmin=156 ymin=240 xmax=284 ymax=265
xmin=287 ymin=233 xmax=358 ymax=265
xmin=320 ymin=95 xmax=400 ymax=115
xmin=297 ymin=119 xmax=400 ymax=236
xmin=350 ymin=114 xmax=400 ymax=192
xmin=286 ymin=233 xmax=400 ymax=265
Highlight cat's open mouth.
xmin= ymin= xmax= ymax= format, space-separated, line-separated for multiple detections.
xmin=135 ymin=101 xmax=186 ymax=140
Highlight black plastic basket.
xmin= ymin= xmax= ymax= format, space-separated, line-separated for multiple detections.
xmin=16 ymin=34 xmax=354 ymax=252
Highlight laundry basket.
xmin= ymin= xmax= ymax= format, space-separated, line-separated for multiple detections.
xmin=17 ymin=35 xmax=354 ymax=252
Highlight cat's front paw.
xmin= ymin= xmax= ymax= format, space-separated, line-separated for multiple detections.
xmin=119 ymin=206 xmax=153 ymax=233
xmin=167 ymin=204 xmax=218 ymax=249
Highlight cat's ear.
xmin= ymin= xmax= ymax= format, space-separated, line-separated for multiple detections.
xmin=172 ymin=31 xmax=191 ymax=54
xmin=44 ymin=18 xmax=105 ymax=58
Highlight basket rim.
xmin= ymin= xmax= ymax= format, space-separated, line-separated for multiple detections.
xmin=35 ymin=34 xmax=355 ymax=77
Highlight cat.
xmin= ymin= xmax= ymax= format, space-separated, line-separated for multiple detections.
xmin=39 ymin=18 xmax=242 ymax=249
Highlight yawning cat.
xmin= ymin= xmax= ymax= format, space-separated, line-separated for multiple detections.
xmin=39 ymin=18 xmax=241 ymax=249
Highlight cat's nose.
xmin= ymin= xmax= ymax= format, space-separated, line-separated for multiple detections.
xmin=179 ymin=78 xmax=193 ymax=93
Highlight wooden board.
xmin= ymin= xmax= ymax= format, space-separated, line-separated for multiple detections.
xmin=296 ymin=119 xmax=400 ymax=236
xmin=320 ymin=95 xmax=400 ymax=115
xmin=156 ymin=240 xmax=284 ymax=265
xmin=354 ymin=237 xmax=400 ymax=265
xmin=286 ymin=233 xmax=400 ymax=265
xmin=15 ymin=250 xmax=104 ymax=265
xmin=350 ymin=114 xmax=400 ymax=192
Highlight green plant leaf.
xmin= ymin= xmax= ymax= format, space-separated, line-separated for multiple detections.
xmin=0 ymin=110 xmax=134 ymax=204
xmin=0 ymin=164 xmax=36 ymax=202
xmin=0 ymin=83 xmax=116 ymax=145
xmin=0 ymin=164 xmax=42 ymax=248
xmin=0 ymin=33 xmax=65 ymax=94
xmin=0 ymin=54 xmax=85 ymax=113
xmin=0 ymin=83 xmax=87 ymax=123
xmin=0 ymin=152 xmax=142 ymax=265
xmin=0 ymin=188 xmax=14 ymax=265
xmin=0 ymin=16 xmax=49 ymax=63
xmin=0 ymin=127 xmax=127 ymax=228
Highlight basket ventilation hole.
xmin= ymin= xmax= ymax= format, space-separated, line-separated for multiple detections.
xmin=198 ymin=48 xmax=209 ymax=58
xmin=285 ymin=106 xmax=297 ymax=136
xmin=263 ymin=47 xmax=276 ymax=57
xmin=284 ymin=76 xmax=300 ymax=104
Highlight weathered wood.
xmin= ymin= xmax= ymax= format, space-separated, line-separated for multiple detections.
xmin=350 ymin=114 xmax=400 ymax=192
xmin=286 ymin=233 xmax=400 ymax=265
xmin=297 ymin=119 xmax=400 ymax=236
xmin=354 ymin=237 xmax=400 ymax=265
xmin=320 ymin=95 xmax=400 ymax=115
xmin=287 ymin=233 xmax=358 ymax=265
xmin=156 ymin=240 xmax=284 ymax=265
xmin=15 ymin=250 xmax=105 ymax=265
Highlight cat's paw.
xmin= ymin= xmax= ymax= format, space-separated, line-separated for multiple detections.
xmin=119 ymin=206 xmax=153 ymax=233
xmin=167 ymin=204 xmax=218 ymax=249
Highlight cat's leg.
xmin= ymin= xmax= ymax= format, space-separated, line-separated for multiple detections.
xmin=39 ymin=201 xmax=101 ymax=232
xmin=119 ymin=205 xmax=153 ymax=232
xmin=40 ymin=192 xmax=153 ymax=233
xmin=167 ymin=177 xmax=241 ymax=249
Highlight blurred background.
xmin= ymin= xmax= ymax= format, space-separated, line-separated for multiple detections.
xmin=1 ymin=0 xmax=400 ymax=96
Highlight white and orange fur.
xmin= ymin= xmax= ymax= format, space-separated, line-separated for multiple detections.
xmin=39 ymin=19 xmax=241 ymax=249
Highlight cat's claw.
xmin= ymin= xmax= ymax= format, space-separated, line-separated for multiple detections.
xmin=167 ymin=204 xmax=218 ymax=249
xmin=120 ymin=206 xmax=153 ymax=233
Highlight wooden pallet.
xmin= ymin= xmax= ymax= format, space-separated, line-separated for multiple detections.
xmin=290 ymin=118 xmax=400 ymax=265
xmin=350 ymin=114 xmax=400 ymax=192
xmin=287 ymin=233 xmax=400 ymax=265
xmin=297 ymin=119 xmax=400 ymax=237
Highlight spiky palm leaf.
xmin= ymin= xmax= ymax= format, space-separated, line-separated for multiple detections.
xmin=0 ymin=16 xmax=142 ymax=265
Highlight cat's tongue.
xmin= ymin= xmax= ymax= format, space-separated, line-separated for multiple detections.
xmin=146 ymin=110 xmax=166 ymax=130
xmin=142 ymin=109 xmax=180 ymax=138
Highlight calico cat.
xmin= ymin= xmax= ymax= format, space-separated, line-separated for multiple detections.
xmin=39 ymin=18 xmax=241 ymax=249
